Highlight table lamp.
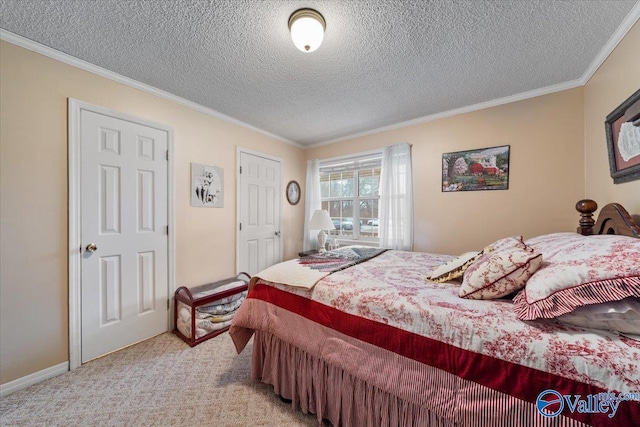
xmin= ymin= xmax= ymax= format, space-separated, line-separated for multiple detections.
xmin=309 ymin=209 xmax=336 ymax=252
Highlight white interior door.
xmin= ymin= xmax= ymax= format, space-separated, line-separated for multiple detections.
xmin=238 ymin=150 xmax=282 ymax=275
xmin=80 ymin=109 xmax=169 ymax=362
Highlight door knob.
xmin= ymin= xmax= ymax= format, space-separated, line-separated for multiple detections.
xmin=86 ymin=243 xmax=98 ymax=252
xmin=275 ymin=231 xmax=281 ymax=236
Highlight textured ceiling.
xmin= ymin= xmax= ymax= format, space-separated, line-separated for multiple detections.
xmin=1 ymin=1 xmax=638 ymax=146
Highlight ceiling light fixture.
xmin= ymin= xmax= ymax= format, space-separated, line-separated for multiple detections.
xmin=288 ymin=8 xmax=325 ymax=53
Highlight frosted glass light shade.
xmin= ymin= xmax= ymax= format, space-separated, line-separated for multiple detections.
xmin=288 ymin=9 xmax=325 ymax=53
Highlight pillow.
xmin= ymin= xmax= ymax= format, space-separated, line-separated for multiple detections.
xmin=483 ymin=235 xmax=528 ymax=253
xmin=428 ymin=251 xmax=482 ymax=283
xmin=459 ymin=243 xmax=543 ymax=299
xmin=513 ymin=233 xmax=640 ymax=320
xmin=555 ymin=297 xmax=640 ymax=335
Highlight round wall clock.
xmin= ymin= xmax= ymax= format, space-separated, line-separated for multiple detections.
xmin=286 ymin=180 xmax=301 ymax=205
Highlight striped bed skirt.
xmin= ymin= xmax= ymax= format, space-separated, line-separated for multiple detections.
xmin=249 ymin=330 xmax=589 ymax=427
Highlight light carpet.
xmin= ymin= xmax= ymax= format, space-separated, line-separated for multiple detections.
xmin=0 ymin=332 xmax=322 ymax=426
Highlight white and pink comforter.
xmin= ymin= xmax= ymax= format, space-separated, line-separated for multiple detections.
xmin=230 ymin=250 xmax=640 ymax=426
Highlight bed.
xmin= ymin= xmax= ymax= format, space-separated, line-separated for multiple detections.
xmin=229 ymin=200 xmax=640 ymax=427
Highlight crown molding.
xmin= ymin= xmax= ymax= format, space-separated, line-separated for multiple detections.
xmin=311 ymin=79 xmax=583 ymax=148
xmin=0 ymin=29 xmax=301 ymax=148
xmin=580 ymin=1 xmax=640 ymax=84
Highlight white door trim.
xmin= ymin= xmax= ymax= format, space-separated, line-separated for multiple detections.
xmin=68 ymin=98 xmax=176 ymax=370
xmin=236 ymin=147 xmax=283 ymax=274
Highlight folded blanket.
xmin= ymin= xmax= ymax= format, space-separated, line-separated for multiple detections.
xmin=299 ymin=247 xmax=388 ymax=272
xmin=197 ymin=292 xmax=247 ymax=315
xmin=203 ymin=289 xmax=247 ymax=306
xmin=207 ymin=311 xmax=237 ymax=323
xmin=196 ymin=317 xmax=233 ymax=331
xmin=254 ymin=246 xmax=387 ymax=290
xmin=177 ymin=317 xmax=235 ymax=339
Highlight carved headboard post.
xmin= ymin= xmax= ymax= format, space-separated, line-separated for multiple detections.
xmin=576 ymin=199 xmax=640 ymax=237
xmin=575 ymin=199 xmax=598 ymax=235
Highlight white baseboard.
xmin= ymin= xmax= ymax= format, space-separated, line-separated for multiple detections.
xmin=0 ymin=362 xmax=68 ymax=397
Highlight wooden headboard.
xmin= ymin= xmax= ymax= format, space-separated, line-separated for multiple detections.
xmin=576 ymin=199 xmax=640 ymax=238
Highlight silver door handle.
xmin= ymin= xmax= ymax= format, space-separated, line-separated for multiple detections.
xmin=275 ymin=231 xmax=281 ymax=236
xmin=86 ymin=243 xmax=98 ymax=252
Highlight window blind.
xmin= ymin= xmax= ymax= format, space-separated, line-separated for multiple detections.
xmin=319 ymin=151 xmax=382 ymax=174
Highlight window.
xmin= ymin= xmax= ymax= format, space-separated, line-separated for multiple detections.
xmin=319 ymin=153 xmax=382 ymax=241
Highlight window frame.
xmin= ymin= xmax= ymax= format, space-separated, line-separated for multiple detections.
xmin=319 ymin=151 xmax=382 ymax=244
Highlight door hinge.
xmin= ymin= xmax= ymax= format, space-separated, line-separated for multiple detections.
xmin=239 ymin=166 xmax=242 ymax=174
xmin=239 ymin=223 xmax=242 ymax=231
xmin=167 ymin=299 xmax=170 ymax=310
xmin=166 ymin=225 xmax=169 ymax=235
xmin=166 ymin=150 xmax=169 ymax=161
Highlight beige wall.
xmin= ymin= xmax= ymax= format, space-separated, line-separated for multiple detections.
xmin=0 ymin=41 xmax=305 ymax=384
xmin=584 ymin=21 xmax=640 ymax=215
xmin=307 ymin=88 xmax=586 ymax=255
xmin=2 ymin=19 xmax=638 ymax=388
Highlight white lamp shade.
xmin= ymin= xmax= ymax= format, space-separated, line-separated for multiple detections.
xmin=288 ymin=9 xmax=325 ymax=53
xmin=309 ymin=210 xmax=335 ymax=230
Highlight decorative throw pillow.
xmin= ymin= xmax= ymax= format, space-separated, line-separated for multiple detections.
xmin=482 ymin=235 xmax=528 ymax=253
xmin=428 ymin=251 xmax=482 ymax=283
xmin=555 ymin=297 xmax=640 ymax=335
xmin=428 ymin=236 xmax=527 ymax=284
xmin=513 ymin=233 xmax=640 ymax=320
xmin=459 ymin=244 xmax=543 ymax=299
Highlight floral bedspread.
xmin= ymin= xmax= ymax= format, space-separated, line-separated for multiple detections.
xmin=258 ymin=250 xmax=640 ymax=394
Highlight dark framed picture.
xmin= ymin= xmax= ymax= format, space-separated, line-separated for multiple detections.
xmin=286 ymin=180 xmax=301 ymax=205
xmin=442 ymin=145 xmax=510 ymax=192
xmin=605 ymin=89 xmax=640 ymax=184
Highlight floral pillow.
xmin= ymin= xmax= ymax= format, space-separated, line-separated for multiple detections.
xmin=435 ymin=235 xmax=526 ymax=284
xmin=513 ymin=233 xmax=640 ymax=320
xmin=427 ymin=235 xmax=525 ymax=283
xmin=482 ymin=235 xmax=528 ymax=253
xmin=459 ymin=239 xmax=543 ymax=299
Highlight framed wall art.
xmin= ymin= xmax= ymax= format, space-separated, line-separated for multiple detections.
xmin=442 ymin=145 xmax=510 ymax=192
xmin=191 ymin=163 xmax=224 ymax=208
xmin=605 ymin=89 xmax=640 ymax=184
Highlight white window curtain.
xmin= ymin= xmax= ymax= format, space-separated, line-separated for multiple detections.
xmin=303 ymin=159 xmax=321 ymax=251
xmin=379 ymin=143 xmax=414 ymax=251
